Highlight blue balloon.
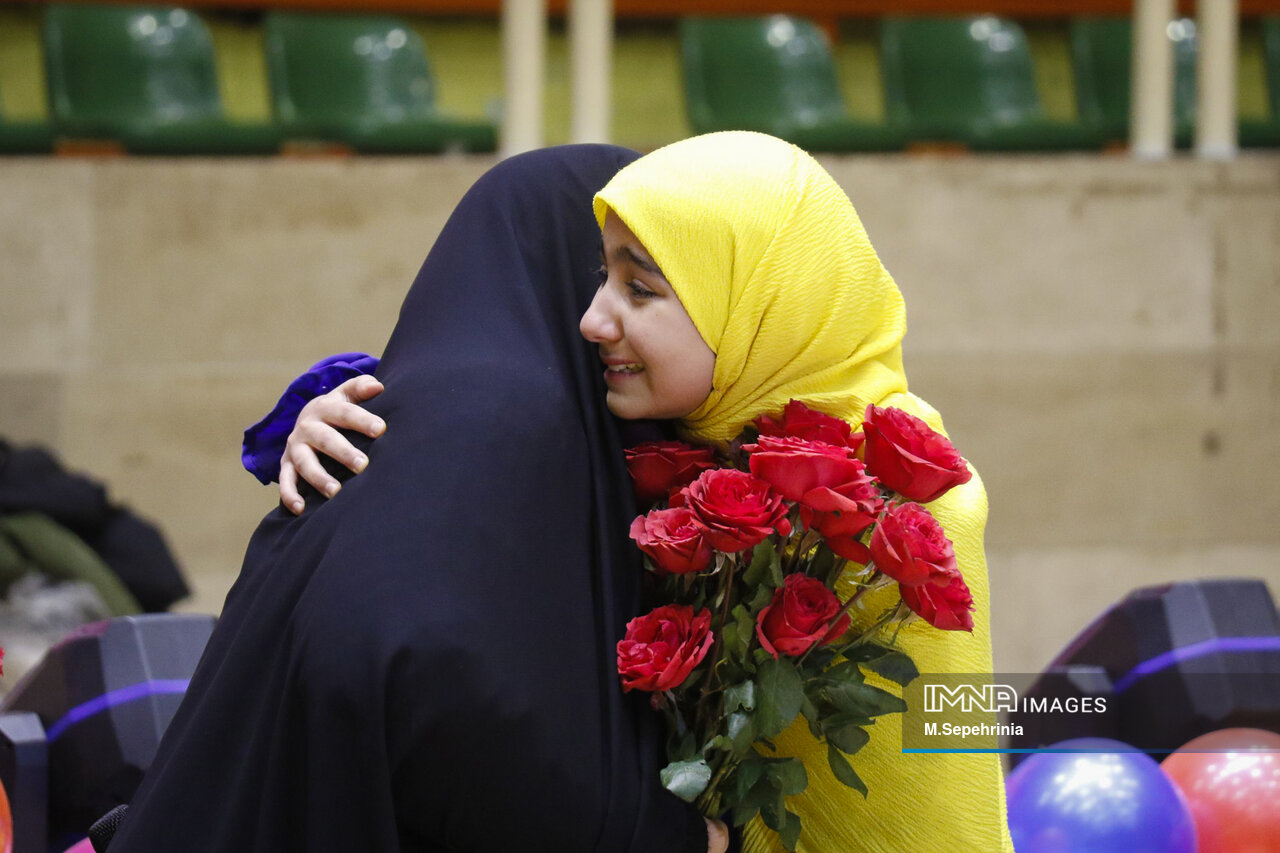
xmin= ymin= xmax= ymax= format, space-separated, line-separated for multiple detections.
xmin=1005 ymin=738 xmax=1196 ymax=853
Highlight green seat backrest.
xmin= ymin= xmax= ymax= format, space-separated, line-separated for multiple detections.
xmin=43 ymin=3 xmax=225 ymax=126
xmin=264 ymin=13 xmax=440 ymax=127
xmin=1070 ymin=16 xmax=1198 ymax=132
xmin=680 ymin=16 xmax=847 ymax=131
xmin=881 ymin=16 xmax=1044 ymax=130
xmin=1263 ymin=16 xmax=1280 ymax=116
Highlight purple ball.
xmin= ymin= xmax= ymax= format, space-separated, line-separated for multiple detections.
xmin=1005 ymin=738 xmax=1196 ymax=853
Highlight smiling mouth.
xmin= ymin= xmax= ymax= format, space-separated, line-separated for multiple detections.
xmin=606 ymin=363 xmax=644 ymax=374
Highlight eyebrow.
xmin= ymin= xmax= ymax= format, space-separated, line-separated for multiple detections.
xmin=612 ymin=245 xmax=668 ymax=280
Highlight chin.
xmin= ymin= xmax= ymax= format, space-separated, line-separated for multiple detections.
xmin=604 ymin=392 xmax=649 ymax=421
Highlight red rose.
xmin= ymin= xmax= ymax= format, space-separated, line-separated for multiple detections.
xmin=900 ymin=575 xmax=974 ymax=632
xmin=629 ymin=507 xmax=713 ymax=575
xmin=755 ymin=399 xmax=864 ymax=451
xmin=617 ymin=604 xmax=714 ymax=692
xmin=742 ymin=435 xmax=865 ymax=503
xmin=868 ymin=502 xmax=957 ymax=587
xmin=799 ymin=461 xmax=884 ymax=563
xmin=681 ymin=468 xmax=792 ymax=553
xmin=862 ymin=405 xmax=972 ymax=503
xmin=624 ymin=441 xmax=717 ymax=505
xmin=755 ymin=574 xmax=851 ymax=658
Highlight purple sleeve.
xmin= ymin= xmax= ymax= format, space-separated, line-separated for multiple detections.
xmin=241 ymin=353 xmax=380 ymax=485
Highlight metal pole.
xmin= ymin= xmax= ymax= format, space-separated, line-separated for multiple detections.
xmin=501 ymin=0 xmax=545 ymax=157
xmin=569 ymin=0 xmax=613 ymax=143
xmin=1131 ymin=0 xmax=1176 ymax=159
xmin=1195 ymin=0 xmax=1239 ymax=159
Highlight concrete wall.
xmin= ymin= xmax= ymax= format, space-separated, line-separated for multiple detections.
xmin=2 ymin=153 xmax=1278 ymax=676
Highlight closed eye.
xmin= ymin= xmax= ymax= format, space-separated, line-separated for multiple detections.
xmin=626 ymin=280 xmax=656 ymax=299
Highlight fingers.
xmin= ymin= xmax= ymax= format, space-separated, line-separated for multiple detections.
xmin=278 ymin=459 xmax=305 ymax=515
xmin=277 ymin=378 xmax=384 ymax=513
xmin=288 ymin=438 xmax=343 ymax=499
xmin=337 ymin=374 xmax=387 ymax=419
xmin=294 ymin=415 xmax=369 ymax=475
xmin=311 ymin=383 xmax=386 ymax=440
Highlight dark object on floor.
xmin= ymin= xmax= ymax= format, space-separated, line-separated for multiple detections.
xmin=0 ymin=614 xmax=214 ymax=847
xmin=89 ymin=804 xmax=128 ymax=853
xmin=0 ymin=712 xmax=47 ymax=853
xmin=0 ymin=441 xmax=188 ymax=612
xmin=1008 ymin=578 xmax=1280 ymax=764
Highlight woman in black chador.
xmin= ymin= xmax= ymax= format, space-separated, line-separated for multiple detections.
xmin=107 ymin=146 xmax=716 ymax=852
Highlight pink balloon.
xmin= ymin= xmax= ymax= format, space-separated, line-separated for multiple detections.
xmin=61 ymin=840 xmax=95 ymax=853
xmin=1162 ymin=727 xmax=1280 ymax=853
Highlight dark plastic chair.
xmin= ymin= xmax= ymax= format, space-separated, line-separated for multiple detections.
xmin=263 ymin=12 xmax=496 ymax=154
xmin=1240 ymin=16 xmax=1280 ymax=147
xmin=679 ymin=16 xmax=904 ymax=152
xmin=42 ymin=3 xmax=280 ymax=154
xmin=881 ymin=16 xmax=1106 ymax=151
xmin=1070 ymin=16 xmax=1199 ymax=148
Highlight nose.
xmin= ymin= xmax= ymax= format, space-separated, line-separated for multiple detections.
xmin=579 ymin=286 xmax=621 ymax=344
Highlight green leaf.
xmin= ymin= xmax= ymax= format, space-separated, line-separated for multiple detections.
xmin=767 ymin=548 xmax=785 ymax=587
xmin=800 ymin=693 xmax=822 ymax=738
xmin=743 ymin=542 xmax=775 ymax=587
xmin=818 ymin=658 xmax=867 ymax=685
xmin=722 ymin=620 xmax=741 ymax=660
xmin=770 ymin=757 xmax=808 ymax=796
xmin=754 ymin=657 xmax=804 ymax=739
xmin=824 ymin=680 xmax=907 ymax=718
xmin=759 ymin=791 xmax=786 ymax=833
xmin=810 ymin=544 xmax=836 ymax=584
xmin=742 ymin=770 xmax=782 ymax=814
xmin=706 ymin=734 xmax=733 ymax=752
xmin=779 ymin=810 xmax=802 ymax=851
xmin=827 ymin=743 xmax=868 ymax=797
xmin=748 ymin=584 xmax=775 ymax=612
xmin=730 ymin=801 xmax=760 ymax=829
xmin=823 ymin=716 xmax=872 ymax=754
xmin=840 ymin=642 xmax=891 ymax=663
xmin=728 ymin=710 xmax=755 ymax=755
xmin=724 ymin=605 xmax=754 ymax=663
xmin=734 ymin=756 xmax=766 ymax=801
xmin=673 ymin=731 xmax=698 ymax=762
xmin=725 ymin=680 xmax=756 ymax=713
xmin=863 ymin=648 xmax=920 ymax=687
xmin=659 ymin=759 xmax=712 ymax=803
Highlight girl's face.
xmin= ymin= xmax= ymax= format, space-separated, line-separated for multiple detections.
xmin=579 ymin=213 xmax=716 ymax=420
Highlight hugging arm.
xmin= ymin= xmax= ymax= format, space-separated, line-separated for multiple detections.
xmin=278 ymin=376 xmax=385 ymax=512
xmin=241 ymin=353 xmax=386 ymax=513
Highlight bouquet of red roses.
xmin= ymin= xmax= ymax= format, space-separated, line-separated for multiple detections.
xmin=616 ymin=401 xmax=976 ymax=850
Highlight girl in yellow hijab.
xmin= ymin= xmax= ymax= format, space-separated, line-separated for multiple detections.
xmin=585 ymin=131 xmax=1014 ymax=853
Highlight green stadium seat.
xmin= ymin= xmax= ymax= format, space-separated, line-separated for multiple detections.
xmin=679 ymin=16 xmax=904 ymax=152
xmin=1070 ymin=16 xmax=1198 ymax=148
xmin=1240 ymin=16 xmax=1280 ymax=147
xmin=263 ymin=12 xmax=496 ymax=154
xmin=0 ymin=93 xmax=53 ymax=153
xmin=42 ymin=3 xmax=280 ymax=154
xmin=881 ymin=16 xmax=1106 ymax=151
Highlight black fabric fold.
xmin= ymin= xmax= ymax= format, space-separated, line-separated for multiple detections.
xmin=107 ymin=146 xmax=705 ymax=852
xmin=0 ymin=440 xmax=187 ymax=611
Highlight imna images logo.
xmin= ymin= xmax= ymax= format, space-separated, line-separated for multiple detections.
xmin=923 ymin=683 xmax=1019 ymax=713
xmin=921 ymin=682 xmax=1109 ymax=715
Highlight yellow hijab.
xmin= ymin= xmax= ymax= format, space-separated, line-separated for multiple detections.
xmin=596 ymin=132 xmax=1014 ymax=853
xmin=595 ymin=130 xmax=907 ymax=444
